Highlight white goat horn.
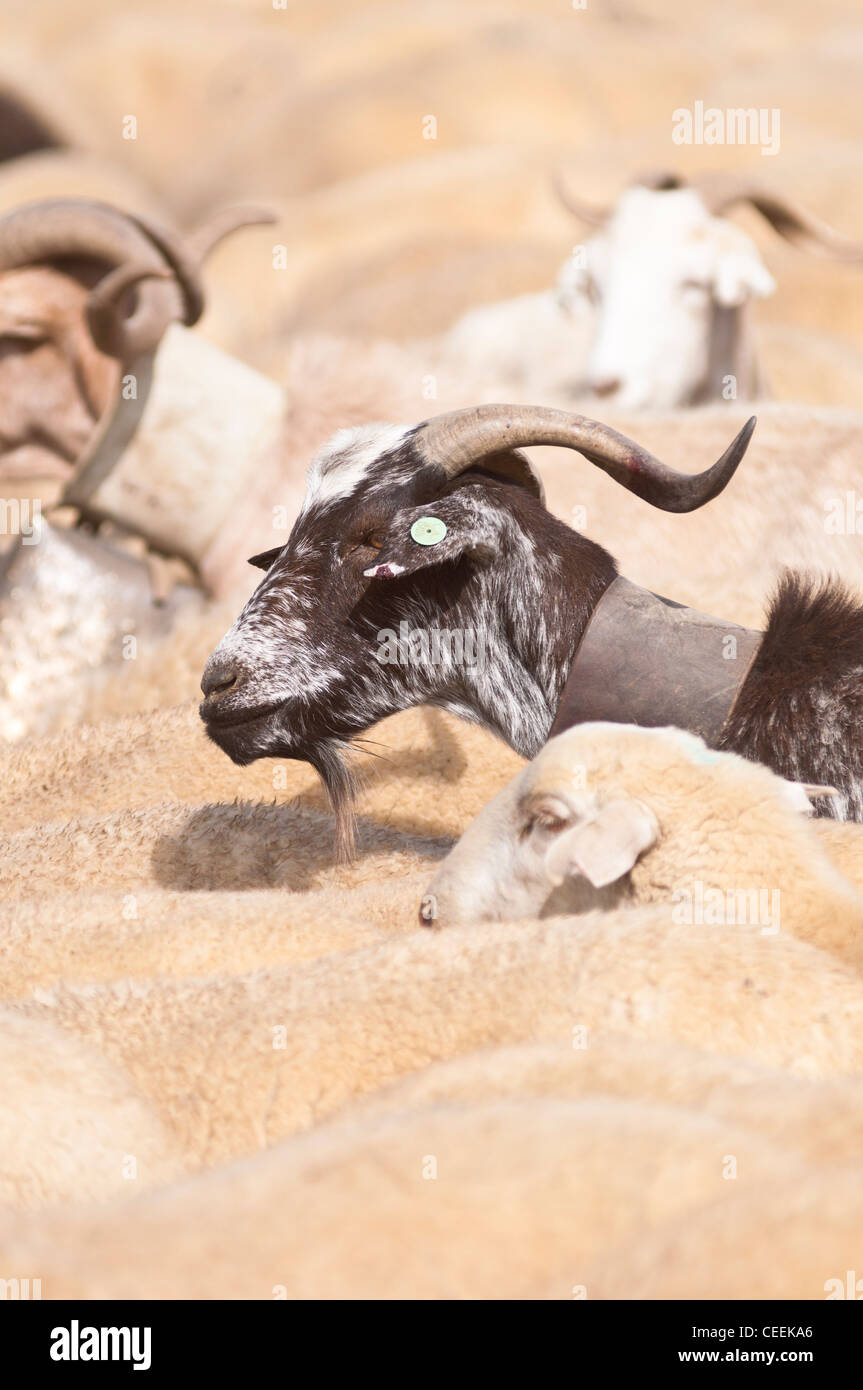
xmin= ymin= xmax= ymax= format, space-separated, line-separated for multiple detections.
xmin=695 ymin=177 xmax=863 ymax=262
xmin=551 ymin=171 xmax=610 ymax=226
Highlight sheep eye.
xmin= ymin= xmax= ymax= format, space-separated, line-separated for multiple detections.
xmin=522 ymin=795 xmax=573 ymax=838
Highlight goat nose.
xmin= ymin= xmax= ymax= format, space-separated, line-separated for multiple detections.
xmin=589 ymin=376 xmax=622 ymax=398
xmin=201 ymin=659 xmax=240 ymax=699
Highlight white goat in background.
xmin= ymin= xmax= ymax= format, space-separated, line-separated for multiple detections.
xmin=440 ymin=172 xmax=863 ymax=409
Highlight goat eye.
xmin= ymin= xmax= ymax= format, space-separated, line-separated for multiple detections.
xmin=363 ymin=532 xmax=386 ymax=550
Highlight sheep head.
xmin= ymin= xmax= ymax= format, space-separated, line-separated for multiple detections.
xmin=419 ymin=723 xmax=832 ymax=930
xmin=200 ymin=405 xmax=754 ymax=857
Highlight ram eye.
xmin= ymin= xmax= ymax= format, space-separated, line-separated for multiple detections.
xmin=0 ymin=330 xmax=46 ymax=353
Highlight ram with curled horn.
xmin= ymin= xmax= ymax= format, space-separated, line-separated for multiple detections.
xmin=201 ymin=403 xmax=863 ymax=858
xmin=0 ymin=196 xmax=284 ymax=582
xmin=0 ymin=196 xmax=284 ymax=740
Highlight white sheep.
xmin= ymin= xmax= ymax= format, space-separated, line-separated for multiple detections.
xmin=351 ymin=1034 xmax=863 ymax=1169
xmin=583 ymin=1164 xmax=863 ymax=1301
xmin=0 ymin=885 xmax=411 ymax=1000
xmin=7 ymin=898 xmax=863 ymax=1175
xmin=421 ymin=723 xmax=863 ymax=970
xmin=0 ymin=1008 xmax=185 ymax=1211
xmin=0 ymin=703 xmax=518 ymax=863
xmin=0 ymin=1082 xmax=804 ymax=1299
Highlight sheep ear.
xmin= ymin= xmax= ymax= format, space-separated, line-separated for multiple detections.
xmin=545 ymin=798 xmax=658 ymax=889
xmin=248 ymin=546 xmax=283 ymax=571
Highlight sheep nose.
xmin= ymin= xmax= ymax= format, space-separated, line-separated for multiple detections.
xmin=418 ymin=893 xmax=438 ymax=928
xmin=201 ymin=658 xmax=240 ymax=699
xmin=589 ymin=375 xmax=622 ymax=398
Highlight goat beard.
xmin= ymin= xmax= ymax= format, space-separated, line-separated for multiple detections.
xmin=306 ymin=739 xmax=358 ymax=864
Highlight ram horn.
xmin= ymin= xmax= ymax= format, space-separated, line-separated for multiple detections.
xmin=184 ymin=204 xmax=277 ymax=263
xmin=695 ymin=177 xmax=863 ymax=262
xmin=0 ymin=198 xmax=187 ymax=358
xmin=0 ymin=198 xmax=278 ymax=360
xmin=413 ymin=404 xmax=756 ymax=513
xmin=86 ymin=204 xmax=278 ymax=358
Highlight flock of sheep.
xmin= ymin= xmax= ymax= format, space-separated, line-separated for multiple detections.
xmin=3 ymin=0 xmax=863 ymax=1302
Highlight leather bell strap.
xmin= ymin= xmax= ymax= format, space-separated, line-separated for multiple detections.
xmin=549 ymin=575 xmax=763 ymax=745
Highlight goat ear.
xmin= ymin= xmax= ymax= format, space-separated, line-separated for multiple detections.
xmin=363 ymin=496 xmax=497 ymax=580
xmin=544 ymin=798 xmax=658 ymax=889
xmin=248 ymin=546 xmax=283 ymax=571
xmin=714 ymin=246 xmax=776 ymax=306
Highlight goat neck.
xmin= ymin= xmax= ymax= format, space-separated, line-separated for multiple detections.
xmin=550 ymin=576 xmax=763 ymax=745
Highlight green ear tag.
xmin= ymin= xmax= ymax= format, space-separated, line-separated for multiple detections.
xmin=410 ymin=516 xmax=447 ymax=546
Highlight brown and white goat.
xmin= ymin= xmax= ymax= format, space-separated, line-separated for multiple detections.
xmin=200 ymin=405 xmax=863 ymax=853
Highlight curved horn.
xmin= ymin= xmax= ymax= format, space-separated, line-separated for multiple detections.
xmin=85 ymin=204 xmax=279 ymax=357
xmin=0 ymin=199 xmax=188 ymax=359
xmin=552 ymin=172 xmax=610 ymax=227
xmin=633 ymin=169 xmax=687 ymax=192
xmin=0 ymin=199 xmax=279 ymax=360
xmin=413 ymin=405 xmax=756 ymax=513
xmin=84 ymin=263 xmax=175 ymax=359
xmin=123 ymin=205 xmax=277 ymax=317
xmin=185 ymin=205 xmax=278 ymax=264
xmin=695 ymin=177 xmax=863 ymax=262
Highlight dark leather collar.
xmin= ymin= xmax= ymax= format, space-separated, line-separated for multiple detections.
xmin=549 ymin=575 xmax=763 ymax=744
